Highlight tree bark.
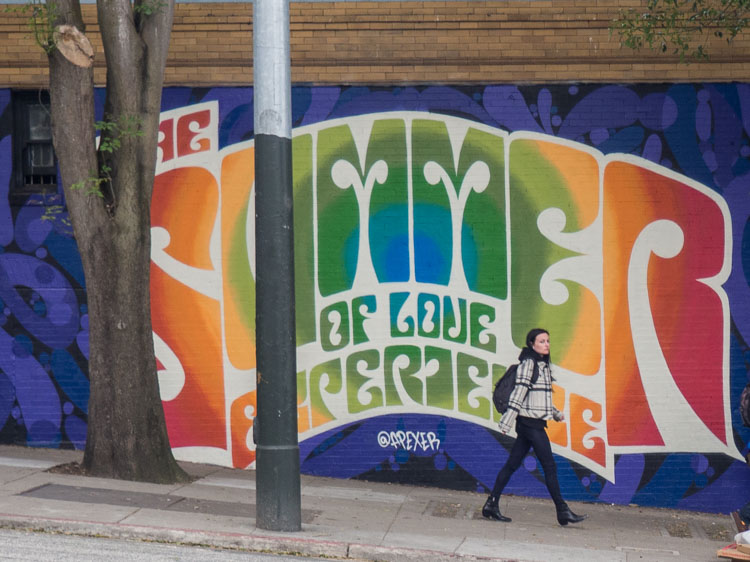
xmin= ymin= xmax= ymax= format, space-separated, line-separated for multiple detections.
xmin=48 ymin=0 xmax=187 ymax=483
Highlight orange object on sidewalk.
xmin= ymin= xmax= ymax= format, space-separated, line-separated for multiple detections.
xmin=718 ymin=544 xmax=750 ymax=560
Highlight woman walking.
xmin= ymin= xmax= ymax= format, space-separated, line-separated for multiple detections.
xmin=483 ymin=328 xmax=587 ymax=526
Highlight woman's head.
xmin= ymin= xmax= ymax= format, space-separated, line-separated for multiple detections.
xmin=526 ymin=328 xmax=550 ymax=356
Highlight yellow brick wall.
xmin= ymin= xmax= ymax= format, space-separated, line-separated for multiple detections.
xmin=1 ymin=0 xmax=749 ymax=87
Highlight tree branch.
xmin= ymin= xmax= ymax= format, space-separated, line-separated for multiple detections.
xmin=612 ymin=0 xmax=750 ymax=60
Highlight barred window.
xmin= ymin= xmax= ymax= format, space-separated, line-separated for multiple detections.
xmin=12 ymin=91 xmax=57 ymax=198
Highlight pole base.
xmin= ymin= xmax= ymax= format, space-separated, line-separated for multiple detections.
xmin=255 ymin=444 xmax=301 ymax=531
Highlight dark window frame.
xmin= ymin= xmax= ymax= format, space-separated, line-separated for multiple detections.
xmin=11 ymin=90 xmax=58 ymax=202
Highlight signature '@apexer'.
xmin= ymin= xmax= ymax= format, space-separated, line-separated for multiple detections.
xmin=377 ymin=430 xmax=441 ymax=452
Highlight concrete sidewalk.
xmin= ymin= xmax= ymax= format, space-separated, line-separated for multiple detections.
xmin=0 ymin=445 xmax=735 ymax=561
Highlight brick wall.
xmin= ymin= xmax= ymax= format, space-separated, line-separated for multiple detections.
xmin=1 ymin=1 xmax=749 ymax=87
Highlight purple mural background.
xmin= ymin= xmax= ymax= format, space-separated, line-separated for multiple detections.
xmin=1 ymin=83 xmax=750 ymax=513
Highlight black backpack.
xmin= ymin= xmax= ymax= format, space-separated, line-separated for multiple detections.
xmin=492 ymin=362 xmax=539 ymax=415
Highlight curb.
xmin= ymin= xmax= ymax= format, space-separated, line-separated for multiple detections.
xmin=0 ymin=515 xmax=503 ymax=561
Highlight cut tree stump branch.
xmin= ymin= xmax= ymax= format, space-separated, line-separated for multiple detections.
xmin=54 ymin=25 xmax=94 ymax=67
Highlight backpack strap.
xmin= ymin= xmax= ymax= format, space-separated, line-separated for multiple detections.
xmin=530 ymin=361 xmax=540 ymax=385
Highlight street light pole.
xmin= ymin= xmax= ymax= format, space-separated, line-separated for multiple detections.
xmin=253 ymin=0 xmax=301 ymax=532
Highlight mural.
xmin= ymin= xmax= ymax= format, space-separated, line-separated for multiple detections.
xmin=2 ymin=84 xmax=750 ymax=514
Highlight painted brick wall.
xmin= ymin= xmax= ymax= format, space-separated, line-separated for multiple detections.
xmin=1 ymin=1 xmax=749 ymax=87
xmin=1 ymin=83 xmax=750 ymax=514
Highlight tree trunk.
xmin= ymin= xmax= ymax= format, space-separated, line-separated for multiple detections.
xmin=48 ymin=0 xmax=187 ymax=483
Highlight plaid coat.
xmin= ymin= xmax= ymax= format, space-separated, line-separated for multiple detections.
xmin=497 ymin=357 xmax=562 ymax=434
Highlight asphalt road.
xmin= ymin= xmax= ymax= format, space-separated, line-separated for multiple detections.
xmin=0 ymin=528 xmax=334 ymax=561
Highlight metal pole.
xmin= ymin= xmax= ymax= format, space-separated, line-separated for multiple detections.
xmin=253 ymin=0 xmax=301 ymax=532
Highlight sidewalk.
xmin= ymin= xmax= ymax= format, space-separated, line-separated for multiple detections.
xmin=0 ymin=445 xmax=735 ymax=561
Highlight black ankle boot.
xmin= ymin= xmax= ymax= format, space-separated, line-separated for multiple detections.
xmin=556 ymin=505 xmax=587 ymax=526
xmin=482 ymin=496 xmax=512 ymax=522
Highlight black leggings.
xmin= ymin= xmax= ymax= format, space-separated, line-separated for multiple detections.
xmin=491 ymin=418 xmax=566 ymax=509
